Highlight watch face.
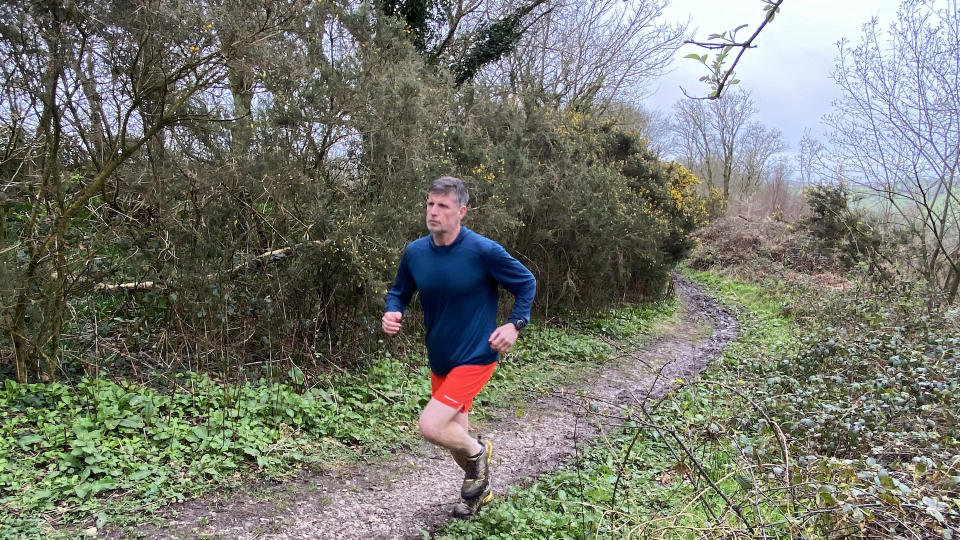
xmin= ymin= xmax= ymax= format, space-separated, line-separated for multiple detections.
xmin=511 ymin=318 xmax=526 ymax=330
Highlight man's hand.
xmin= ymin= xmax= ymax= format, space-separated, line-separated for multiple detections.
xmin=488 ymin=323 xmax=519 ymax=354
xmin=382 ymin=311 xmax=403 ymax=335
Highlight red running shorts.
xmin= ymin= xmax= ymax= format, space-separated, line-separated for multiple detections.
xmin=430 ymin=362 xmax=497 ymax=413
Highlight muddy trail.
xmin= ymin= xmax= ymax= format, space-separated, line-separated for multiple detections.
xmin=130 ymin=278 xmax=737 ymax=539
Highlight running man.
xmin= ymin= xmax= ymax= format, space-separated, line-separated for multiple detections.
xmin=382 ymin=176 xmax=536 ymax=517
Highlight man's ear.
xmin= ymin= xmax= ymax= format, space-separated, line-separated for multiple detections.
xmin=459 ymin=205 xmax=467 ymax=219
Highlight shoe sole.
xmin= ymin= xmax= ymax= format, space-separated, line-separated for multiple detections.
xmin=451 ymin=489 xmax=493 ymax=518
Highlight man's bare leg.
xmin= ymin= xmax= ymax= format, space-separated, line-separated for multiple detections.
xmin=449 ymin=411 xmax=472 ymax=470
xmin=418 ymin=398 xmax=483 ymax=457
xmin=420 ymin=398 xmax=493 ymax=517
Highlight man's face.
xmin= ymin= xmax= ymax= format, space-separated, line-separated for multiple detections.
xmin=426 ymin=191 xmax=465 ymax=236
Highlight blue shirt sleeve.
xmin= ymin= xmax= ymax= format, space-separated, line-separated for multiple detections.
xmin=482 ymin=242 xmax=536 ymax=322
xmin=385 ymin=249 xmax=416 ymax=313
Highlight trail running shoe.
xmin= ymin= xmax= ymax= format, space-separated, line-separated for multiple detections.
xmin=461 ymin=438 xmax=492 ymax=499
xmin=451 ymin=487 xmax=493 ymax=518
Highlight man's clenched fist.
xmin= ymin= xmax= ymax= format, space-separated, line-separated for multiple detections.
xmin=382 ymin=311 xmax=403 ymax=335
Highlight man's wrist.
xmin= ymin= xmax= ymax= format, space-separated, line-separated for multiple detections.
xmin=507 ymin=317 xmax=527 ymax=331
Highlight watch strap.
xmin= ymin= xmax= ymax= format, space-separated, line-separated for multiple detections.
xmin=508 ymin=317 xmax=527 ymax=331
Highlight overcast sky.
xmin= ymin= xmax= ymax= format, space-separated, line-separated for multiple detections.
xmin=644 ymin=0 xmax=903 ymax=155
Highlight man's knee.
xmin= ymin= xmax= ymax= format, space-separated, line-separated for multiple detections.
xmin=419 ymin=414 xmax=443 ymax=443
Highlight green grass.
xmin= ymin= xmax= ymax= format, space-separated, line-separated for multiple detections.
xmin=682 ymin=268 xmax=789 ymax=322
xmin=0 ymin=300 xmax=677 ymax=538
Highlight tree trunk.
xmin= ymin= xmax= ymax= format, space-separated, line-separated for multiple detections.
xmin=4 ymin=75 xmax=214 ymax=382
xmin=722 ymin=153 xmax=733 ymax=201
xmin=700 ymin=132 xmax=714 ymax=189
xmin=947 ymin=265 xmax=959 ymax=304
xmin=7 ymin=15 xmax=68 ymax=383
xmin=228 ymin=63 xmax=255 ymax=159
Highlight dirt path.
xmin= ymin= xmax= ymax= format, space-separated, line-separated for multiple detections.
xmin=133 ymin=278 xmax=737 ymax=539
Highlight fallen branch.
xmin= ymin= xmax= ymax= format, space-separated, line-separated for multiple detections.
xmin=92 ymin=239 xmax=331 ymax=293
xmin=93 ymin=281 xmax=160 ymax=293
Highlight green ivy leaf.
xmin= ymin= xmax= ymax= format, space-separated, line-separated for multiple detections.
xmin=192 ymin=425 xmax=208 ymax=440
xmin=17 ymin=434 xmax=43 ymax=448
xmin=119 ymin=415 xmax=144 ymax=429
xmin=129 ymin=468 xmax=153 ymax=481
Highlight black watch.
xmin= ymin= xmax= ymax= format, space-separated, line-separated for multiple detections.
xmin=508 ymin=317 xmax=527 ymax=331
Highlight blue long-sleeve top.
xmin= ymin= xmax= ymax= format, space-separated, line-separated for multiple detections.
xmin=385 ymin=226 xmax=536 ymax=376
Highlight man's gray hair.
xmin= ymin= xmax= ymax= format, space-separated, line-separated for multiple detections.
xmin=429 ymin=176 xmax=469 ymax=207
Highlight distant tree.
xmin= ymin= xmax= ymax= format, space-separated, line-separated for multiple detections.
xmin=736 ymin=122 xmax=786 ymax=196
xmin=670 ymin=90 xmax=782 ymax=203
xmin=711 ymin=91 xmax=756 ymax=200
xmin=797 ymin=129 xmax=825 ymax=187
xmin=762 ymin=158 xmax=794 ymax=219
xmin=669 ymin=97 xmax=715 ymax=190
xmin=486 ymin=0 xmax=686 ymax=108
xmin=825 ymin=0 xmax=960 ymax=303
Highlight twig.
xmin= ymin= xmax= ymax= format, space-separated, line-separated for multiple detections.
xmin=666 ymin=428 xmax=756 ymax=534
xmin=682 ymin=0 xmax=786 ymax=99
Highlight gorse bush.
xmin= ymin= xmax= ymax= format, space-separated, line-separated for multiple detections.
xmin=454 ymin=102 xmax=706 ymax=312
xmin=801 ymin=183 xmax=884 ymax=271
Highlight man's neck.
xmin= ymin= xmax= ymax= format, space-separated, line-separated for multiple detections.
xmin=432 ymin=226 xmax=461 ymax=247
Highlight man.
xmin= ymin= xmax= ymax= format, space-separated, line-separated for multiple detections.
xmin=382 ymin=176 xmax=536 ymax=517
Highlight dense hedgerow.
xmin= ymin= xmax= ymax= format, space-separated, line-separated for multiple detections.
xmin=768 ymin=293 xmax=960 ymax=459
xmin=2 ymin=17 xmax=703 ymax=382
xmin=757 ymin=282 xmax=959 ymax=537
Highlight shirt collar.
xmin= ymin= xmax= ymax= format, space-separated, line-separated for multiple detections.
xmin=429 ymin=226 xmax=469 ymax=252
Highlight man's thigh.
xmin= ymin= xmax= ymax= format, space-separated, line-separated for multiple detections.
xmin=419 ymin=397 xmax=463 ymax=430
